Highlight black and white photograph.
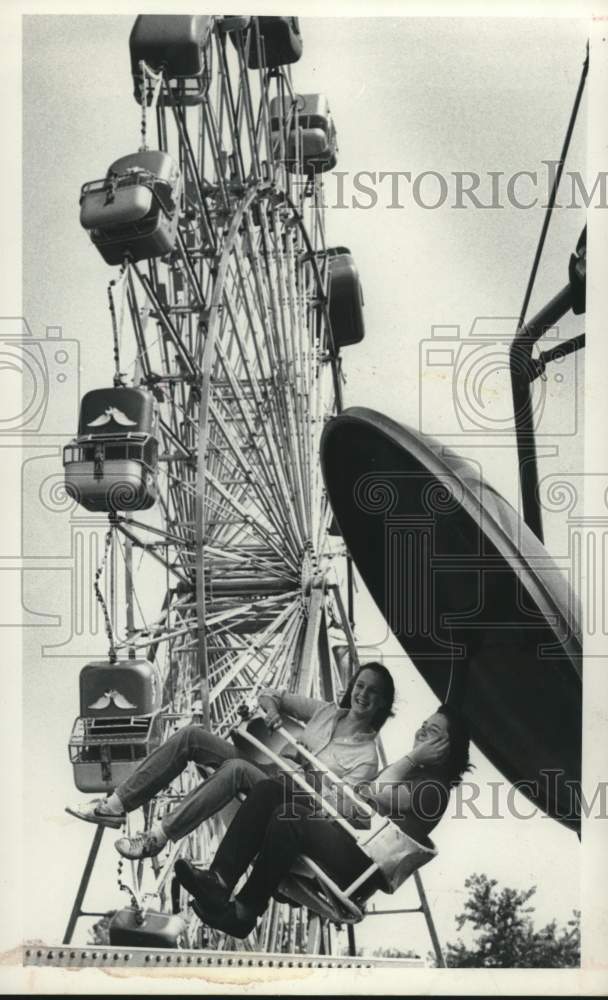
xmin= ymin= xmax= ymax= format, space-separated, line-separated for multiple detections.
xmin=1 ymin=2 xmax=607 ymax=994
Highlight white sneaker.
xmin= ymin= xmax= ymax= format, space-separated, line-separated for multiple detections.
xmin=114 ymin=831 xmax=165 ymax=859
xmin=65 ymin=798 xmax=126 ymax=829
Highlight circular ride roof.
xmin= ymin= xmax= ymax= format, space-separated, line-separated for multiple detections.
xmin=321 ymin=408 xmax=581 ymax=833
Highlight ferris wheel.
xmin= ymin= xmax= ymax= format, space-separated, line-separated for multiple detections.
xmin=62 ymin=15 xmax=368 ymax=956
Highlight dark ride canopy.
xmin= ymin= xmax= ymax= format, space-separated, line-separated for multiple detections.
xmin=320 ymin=407 xmax=582 ymax=833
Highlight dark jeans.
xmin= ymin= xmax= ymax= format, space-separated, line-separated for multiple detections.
xmin=211 ymin=778 xmax=375 ymax=915
xmin=115 ymin=724 xmax=269 ymax=841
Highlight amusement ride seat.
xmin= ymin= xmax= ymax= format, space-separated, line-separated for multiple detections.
xmin=231 ymin=713 xmax=438 ymax=925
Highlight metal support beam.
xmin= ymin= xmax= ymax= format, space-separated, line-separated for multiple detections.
xmin=413 ymin=870 xmax=445 ymax=968
xmin=24 ymin=944 xmax=423 ymax=969
xmin=124 ymin=521 xmax=135 ymax=656
xmin=347 ymin=556 xmax=355 ymax=631
xmin=306 ymin=915 xmax=322 ymax=954
xmin=328 ymin=582 xmax=359 ymax=675
xmin=317 ymin=609 xmax=334 ymax=701
xmin=298 ymin=585 xmax=325 ymax=696
xmin=347 ymin=924 xmax=357 ymax=957
xmin=63 ymin=826 xmax=105 ymax=945
xmin=510 ymin=283 xmax=573 ymax=543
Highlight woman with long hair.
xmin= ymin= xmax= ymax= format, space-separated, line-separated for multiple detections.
xmin=66 ymin=662 xmax=395 ymax=861
xmin=175 ymin=703 xmax=471 ymax=937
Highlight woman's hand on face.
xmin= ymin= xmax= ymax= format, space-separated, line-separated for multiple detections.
xmin=409 ymin=734 xmax=450 ymax=768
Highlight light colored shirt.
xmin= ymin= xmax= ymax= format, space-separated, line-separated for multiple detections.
xmin=259 ymin=687 xmax=379 ymax=787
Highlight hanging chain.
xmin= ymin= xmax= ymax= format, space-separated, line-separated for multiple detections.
xmin=108 ymin=262 xmax=129 ymax=386
xmin=116 ymin=856 xmax=145 ymax=924
xmin=139 ymin=59 xmax=164 ymax=152
xmin=94 ymin=524 xmax=118 ymax=664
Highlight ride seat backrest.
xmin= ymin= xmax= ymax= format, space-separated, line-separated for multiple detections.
xmin=276 ymin=821 xmax=437 ymax=923
xmin=360 ymin=820 xmax=437 ymax=893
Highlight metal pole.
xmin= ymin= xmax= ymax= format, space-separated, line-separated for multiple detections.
xmin=347 ymin=556 xmax=355 ymax=631
xmin=124 ymin=520 xmax=135 ymax=657
xmin=328 ymin=582 xmax=359 ymax=673
xmin=510 ymin=283 xmax=573 ymax=542
xmin=62 ymin=825 xmax=105 ymax=944
xmin=306 ymin=915 xmax=322 ymax=954
xmin=347 ymin=924 xmax=357 ymax=957
xmin=413 ymin=870 xmax=445 ymax=968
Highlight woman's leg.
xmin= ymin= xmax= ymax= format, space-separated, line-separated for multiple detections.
xmin=162 ymin=758 xmax=268 ymax=841
xmin=209 ymin=778 xmax=285 ymax=892
xmin=236 ymin=805 xmax=372 ymax=915
xmin=116 ymin=725 xmax=238 ymax=812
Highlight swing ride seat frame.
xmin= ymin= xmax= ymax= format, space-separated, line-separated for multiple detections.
xmin=230 ymin=713 xmax=438 ymax=925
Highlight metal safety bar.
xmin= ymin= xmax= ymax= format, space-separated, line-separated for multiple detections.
xmin=236 ymin=716 xmax=378 ymax=827
xmin=233 ymin=716 xmax=397 ymax=910
xmin=233 ymin=713 xmax=442 ymax=948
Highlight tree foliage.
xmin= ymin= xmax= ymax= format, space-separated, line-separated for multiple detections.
xmin=441 ymin=874 xmax=580 ymax=968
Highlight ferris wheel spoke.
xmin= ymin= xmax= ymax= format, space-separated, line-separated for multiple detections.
xmin=213 ymin=290 xmax=306 ymax=555
xmin=174 ymin=232 xmax=207 ymax=308
xmin=231 ymin=40 xmax=262 ymax=181
xmin=168 ymin=103 xmax=217 ymax=251
xmin=222 ymin=601 xmax=305 ymax=689
xmin=259 ymin=603 xmax=306 ymax=691
xmin=114 ymin=619 xmax=196 ymax=655
xmin=310 ymin=360 xmax=333 ymax=546
xmin=131 ymin=263 xmax=201 ymax=381
xmin=125 ymin=274 xmax=156 ymax=381
xmin=115 ymin=520 xmax=189 ymax=585
xmin=283 ymin=225 xmax=313 ymax=483
xmin=262 ymin=219 xmax=316 ymax=508
xmin=159 ymin=464 xmax=196 ymax=504
xmin=215 ymin=35 xmax=248 ymax=184
xmin=208 ymin=595 xmax=302 ymax=704
xmin=244 ymin=224 xmax=311 ymax=539
xmin=206 ymin=399 xmax=296 ymax=545
xmin=256 ymin=65 xmax=277 ymax=181
xmin=116 ymin=591 xmax=298 ymax=660
xmin=115 ymin=514 xmax=193 ymax=551
xmin=207 ymin=404 xmax=302 ymax=555
xmin=266 ymin=209 xmax=313 ymax=534
xmin=206 ymin=468 xmax=291 ymax=561
xmin=201 ymin=98 xmax=232 ymax=208
xmin=204 ymin=543 xmax=286 ymax=578
xmin=203 ymin=503 xmax=293 ymax=570
xmin=159 ymin=418 xmax=193 ymax=465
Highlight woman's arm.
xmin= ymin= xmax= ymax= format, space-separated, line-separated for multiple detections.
xmin=361 ymin=734 xmax=450 ymax=815
xmin=257 ymin=686 xmax=326 ymax=726
xmin=360 ymin=756 xmax=418 ymax=816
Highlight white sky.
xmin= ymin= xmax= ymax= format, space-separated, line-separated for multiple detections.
xmin=15 ymin=10 xmax=594 ymax=964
